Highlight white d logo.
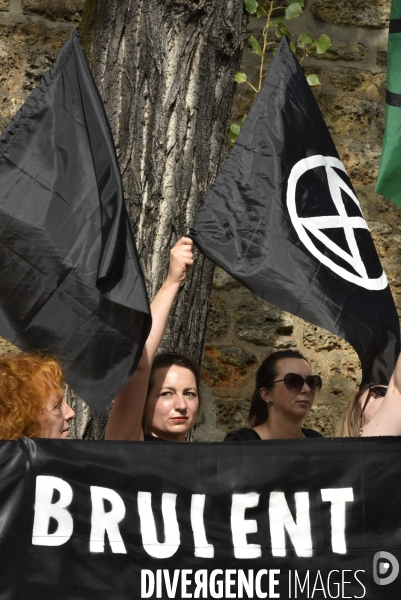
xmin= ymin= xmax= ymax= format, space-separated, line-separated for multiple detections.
xmin=286 ymin=155 xmax=388 ymax=291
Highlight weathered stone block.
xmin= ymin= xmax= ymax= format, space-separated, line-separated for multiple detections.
xmin=212 ymin=266 xmax=241 ymax=291
xmin=205 ymin=296 xmax=231 ymax=342
xmin=304 ymin=324 xmax=354 ymax=352
xmin=376 ymin=49 xmax=387 ymax=66
xmin=319 ymin=95 xmax=384 ymax=141
xmin=315 ymin=41 xmax=368 ymax=62
xmin=313 ymin=0 xmax=390 ymax=28
xmin=0 ymin=0 xmax=9 ymax=11
xmin=327 ymin=356 xmax=360 ymax=399
xmin=0 ymin=338 xmax=18 ymax=354
xmin=0 ymin=24 xmax=70 ymax=132
xmin=202 ymin=345 xmax=257 ymax=388
xmin=22 ymin=0 xmax=84 ymax=23
xmin=313 ymin=68 xmax=385 ymax=103
xmin=235 ymin=294 xmax=295 ymax=347
xmin=303 ymin=404 xmax=348 ymax=437
xmin=353 ymin=184 xmax=392 ymax=220
xmin=215 ymin=395 xmax=250 ymax=432
xmin=337 ymin=139 xmax=382 ymax=185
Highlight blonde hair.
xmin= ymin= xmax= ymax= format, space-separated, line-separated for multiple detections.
xmin=0 ymin=352 xmax=64 ymax=440
xmin=337 ymin=383 xmax=373 ymax=437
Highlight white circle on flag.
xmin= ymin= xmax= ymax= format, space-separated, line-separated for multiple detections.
xmin=286 ymin=155 xmax=388 ymax=291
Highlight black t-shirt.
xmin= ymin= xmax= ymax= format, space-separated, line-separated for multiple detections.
xmin=144 ymin=434 xmax=169 ymax=442
xmin=224 ymin=427 xmax=323 ymax=441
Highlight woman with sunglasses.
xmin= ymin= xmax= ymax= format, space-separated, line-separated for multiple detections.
xmin=337 ymin=385 xmax=388 ymax=437
xmin=225 ymin=349 xmax=323 ymax=441
xmin=337 ymin=351 xmax=401 ymax=437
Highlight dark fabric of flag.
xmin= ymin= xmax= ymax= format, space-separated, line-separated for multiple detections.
xmin=375 ymin=0 xmax=401 ymax=207
xmin=2 ymin=437 xmax=401 ymax=598
xmin=0 ymin=31 xmax=151 ymax=411
xmin=191 ymin=36 xmax=400 ymax=384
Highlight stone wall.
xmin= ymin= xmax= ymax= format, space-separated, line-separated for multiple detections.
xmin=0 ymin=1 xmax=83 ymax=132
xmin=0 ymin=0 xmax=399 ymax=440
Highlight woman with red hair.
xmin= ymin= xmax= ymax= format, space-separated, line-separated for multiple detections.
xmin=0 ymin=352 xmax=75 ymax=440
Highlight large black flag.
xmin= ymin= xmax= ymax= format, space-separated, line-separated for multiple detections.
xmin=0 ymin=31 xmax=151 ymax=411
xmin=191 ymin=36 xmax=400 ymax=384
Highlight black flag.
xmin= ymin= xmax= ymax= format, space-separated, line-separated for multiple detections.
xmin=191 ymin=36 xmax=400 ymax=384
xmin=0 ymin=31 xmax=151 ymax=411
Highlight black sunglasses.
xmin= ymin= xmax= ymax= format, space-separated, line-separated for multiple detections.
xmin=361 ymin=385 xmax=387 ymax=414
xmin=273 ymin=373 xmax=322 ymax=394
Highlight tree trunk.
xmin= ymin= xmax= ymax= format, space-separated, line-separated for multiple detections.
xmin=70 ymin=0 xmax=245 ymax=439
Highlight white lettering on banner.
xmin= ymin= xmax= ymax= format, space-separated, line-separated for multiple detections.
xmin=269 ymin=492 xmax=312 ymax=557
xmin=32 ymin=475 xmax=73 ymax=546
xmin=89 ymin=486 xmax=127 ymax=553
xmin=191 ymin=494 xmax=214 ymax=558
xmin=231 ymin=493 xmax=262 ymax=559
xmin=31 ymin=478 xmax=356 ymax=558
xmin=138 ymin=492 xmax=180 ymax=559
xmin=321 ymin=488 xmax=354 ymax=554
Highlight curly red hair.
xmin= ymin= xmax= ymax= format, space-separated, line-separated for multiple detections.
xmin=0 ymin=352 xmax=65 ymax=440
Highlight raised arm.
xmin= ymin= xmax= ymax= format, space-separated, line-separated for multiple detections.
xmin=105 ymin=237 xmax=194 ymax=440
xmin=361 ymin=353 xmax=401 ymax=437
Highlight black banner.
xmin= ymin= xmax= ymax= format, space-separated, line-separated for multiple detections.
xmin=1 ymin=438 xmax=401 ymax=599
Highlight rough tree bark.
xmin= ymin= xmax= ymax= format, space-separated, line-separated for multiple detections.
xmin=69 ymin=0 xmax=245 ymax=439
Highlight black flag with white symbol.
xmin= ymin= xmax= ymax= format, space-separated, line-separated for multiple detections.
xmin=0 ymin=31 xmax=151 ymax=411
xmin=191 ymin=36 xmax=400 ymax=384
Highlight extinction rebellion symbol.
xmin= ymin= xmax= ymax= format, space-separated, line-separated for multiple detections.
xmin=286 ymin=155 xmax=388 ymax=291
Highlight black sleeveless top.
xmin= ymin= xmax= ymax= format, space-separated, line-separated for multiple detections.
xmin=224 ymin=427 xmax=323 ymax=441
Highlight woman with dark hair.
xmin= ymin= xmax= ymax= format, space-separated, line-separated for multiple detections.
xmin=225 ymin=349 xmax=323 ymax=441
xmin=0 ymin=352 xmax=75 ymax=440
xmin=105 ymin=237 xmax=199 ymax=442
xmin=142 ymin=352 xmax=200 ymax=441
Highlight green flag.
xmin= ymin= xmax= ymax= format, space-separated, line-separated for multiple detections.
xmin=376 ymin=0 xmax=401 ymax=207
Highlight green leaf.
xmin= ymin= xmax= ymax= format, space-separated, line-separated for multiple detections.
xmin=256 ymin=4 xmax=267 ymax=17
xmin=244 ymin=0 xmax=258 ymax=14
xmin=230 ymin=132 xmax=238 ymax=145
xmin=275 ymin=20 xmax=293 ymax=38
xmin=315 ymin=34 xmax=332 ymax=54
xmin=234 ymin=71 xmax=247 ymax=83
xmin=307 ymin=74 xmax=321 ymax=86
xmin=290 ymin=42 xmax=296 ymax=54
xmin=285 ymin=2 xmax=303 ymax=20
xmin=250 ymin=35 xmax=262 ymax=55
xmin=230 ymin=123 xmax=241 ymax=145
xmin=288 ymin=0 xmax=304 ymax=5
xmin=297 ymin=32 xmax=313 ymax=47
xmin=240 ymin=113 xmax=248 ymax=127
